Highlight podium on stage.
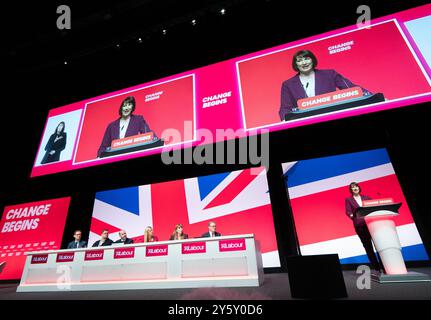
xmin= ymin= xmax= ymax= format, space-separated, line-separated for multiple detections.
xmin=355 ymin=201 xmax=430 ymax=283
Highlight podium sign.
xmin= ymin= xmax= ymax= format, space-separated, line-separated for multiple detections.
xmin=111 ymin=132 xmax=154 ymax=150
xmin=362 ymin=198 xmax=394 ymax=207
xmin=355 ymin=202 xmax=430 ymax=283
xmin=297 ymin=87 xmax=363 ymax=110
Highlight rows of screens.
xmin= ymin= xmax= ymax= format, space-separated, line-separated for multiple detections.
xmin=31 ymin=5 xmax=431 ymax=177
xmin=3 ymin=147 xmax=429 ymax=280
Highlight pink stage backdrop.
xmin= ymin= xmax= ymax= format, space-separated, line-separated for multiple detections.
xmin=31 ymin=5 xmax=431 ymax=177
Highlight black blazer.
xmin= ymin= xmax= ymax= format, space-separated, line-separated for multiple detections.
xmin=41 ymin=132 xmax=67 ymax=164
xmin=92 ymin=238 xmax=114 ymax=247
xmin=114 ymin=238 xmax=134 ymax=244
xmin=67 ymin=240 xmax=87 ymax=249
xmin=201 ymin=231 xmax=221 ymax=238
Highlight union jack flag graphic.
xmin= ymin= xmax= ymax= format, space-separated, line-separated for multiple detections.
xmin=89 ymin=167 xmax=280 ymax=267
xmin=282 ymin=148 xmax=429 ymax=264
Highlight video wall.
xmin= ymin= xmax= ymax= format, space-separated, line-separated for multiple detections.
xmin=31 ymin=4 xmax=431 ymax=177
xmin=88 ymin=167 xmax=281 ymax=268
xmin=282 ymin=148 xmax=429 ymax=264
xmin=0 ymin=197 xmax=70 ymax=280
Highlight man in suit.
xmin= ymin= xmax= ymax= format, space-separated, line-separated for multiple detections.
xmin=97 ymin=96 xmax=157 ymax=157
xmin=66 ymin=230 xmax=87 ymax=249
xmin=114 ymin=230 xmax=134 ymax=245
xmin=92 ymin=229 xmax=114 ymax=247
xmin=201 ymin=221 xmax=221 ymax=238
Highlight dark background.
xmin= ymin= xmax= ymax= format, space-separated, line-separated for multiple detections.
xmin=1 ymin=0 xmax=430 ymax=276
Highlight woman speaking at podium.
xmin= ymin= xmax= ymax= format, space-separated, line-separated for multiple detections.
xmin=279 ymin=49 xmax=372 ymax=120
xmin=345 ymin=182 xmax=383 ymax=272
xmin=97 ymin=96 xmax=157 ymax=157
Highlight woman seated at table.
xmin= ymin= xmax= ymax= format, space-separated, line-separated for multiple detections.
xmin=143 ymin=226 xmax=159 ymax=242
xmin=169 ymin=224 xmax=189 ymax=240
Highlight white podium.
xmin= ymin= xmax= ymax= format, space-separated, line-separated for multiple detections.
xmin=355 ymin=203 xmax=430 ymax=283
xmin=16 ymin=234 xmax=263 ymax=292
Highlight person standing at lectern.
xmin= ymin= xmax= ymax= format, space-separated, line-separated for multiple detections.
xmin=92 ymin=229 xmax=114 ymax=247
xmin=114 ymin=230 xmax=134 ymax=244
xmin=97 ymin=96 xmax=156 ymax=157
xmin=201 ymin=221 xmax=221 ymax=238
xmin=67 ymin=230 xmax=87 ymax=249
xmin=279 ymin=49 xmax=372 ymax=120
xmin=169 ymin=224 xmax=189 ymax=240
xmin=41 ymin=121 xmax=67 ymax=164
xmin=345 ymin=182 xmax=383 ymax=272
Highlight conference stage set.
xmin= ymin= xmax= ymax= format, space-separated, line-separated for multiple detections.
xmin=1 ymin=1 xmax=431 ymax=305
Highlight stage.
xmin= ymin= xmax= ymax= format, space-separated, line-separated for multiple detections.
xmin=1 ymin=268 xmax=430 ymax=300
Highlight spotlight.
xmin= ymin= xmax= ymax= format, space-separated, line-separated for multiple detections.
xmin=116 ymin=44 xmax=120 ymax=49
xmin=220 ymin=8 xmax=226 ymax=15
xmin=191 ymin=19 xmax=197 ymax=26
xmin=162 ymin=29 xmax=167 ymax=35
xmin=64 ymin=61 xmax=68 ymax=65
xmin=137 ymin=37 xmax=143 ymax=43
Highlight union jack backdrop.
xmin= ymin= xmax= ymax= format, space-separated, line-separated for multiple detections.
xmin=283 ymin=148 xmax=429 ymax=264
xmin=89 ymin=167 xmax=281 ymax=267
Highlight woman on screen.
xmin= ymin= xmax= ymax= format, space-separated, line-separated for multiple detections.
xmin=97 ymin=96 xmax=157 ymax=157
xmin=169 ymin=224 xmax=189 ymax=240
xmin=345 ymin=182 xmax=383 ymax=272
xmin=279 ymin=49 xmax=372 ymax=120
xmin=143 ymin=226 xmax=159 ymax=242
xmin=41 ymin=121 xmax=67 ymax=164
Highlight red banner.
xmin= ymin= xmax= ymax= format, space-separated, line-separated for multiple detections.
xmin=297 ymin=87 xmax=364 ymax=110
xmin=182 ymin=242 xmax=206 ymax=254
xmin=219 ymin=238 xmax=246 ymax=252
xmin=363 ymin=198 xmax=395 ymax=207
xmin=146 ymin=245 xmax=168 ymax=257
xmin=111 ymin=132 xmax=154 ymax=150
xmin=56 ymin=252 xmax=75 ymax=263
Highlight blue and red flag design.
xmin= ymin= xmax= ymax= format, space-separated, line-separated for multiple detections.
xmin=89 ymin=167 xmax=280 ymax=267
xmin=282 ymin=148 xmax=429 ymax=264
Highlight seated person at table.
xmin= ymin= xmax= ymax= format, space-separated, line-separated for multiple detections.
xmin=97 ymin=96 xmax=157 ymax=157
xmin=92 ymin=229 xmax=114 ymax=247
xmin=143 ymin=226 xmax=159 ymax=242
xmin=114 ymin=230 xmax=134 ymax=244
xmin=279 ymin=49 xmax=372 ymax=120
xmin=201 ymin=221 xmax=221 ymax=238
xmin=169 ymin=224 xmax=189 ymax=240
xmin=67 ymin=230 xmax=87 ymax=249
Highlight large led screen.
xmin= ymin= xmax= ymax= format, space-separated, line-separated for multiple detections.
xmin=32 ymin=5 xmax=431 ymax=177
xmin=282 ymin=149 xmax=429 ymax=264
xmin=88 ymin=167 xmax=281 ymax=268
xmin=0 ymin=197 xmax=71 ymax=280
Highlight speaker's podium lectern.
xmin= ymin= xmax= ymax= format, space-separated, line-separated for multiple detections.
xmin=355 ymin=201 xmax=430 ymax=283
